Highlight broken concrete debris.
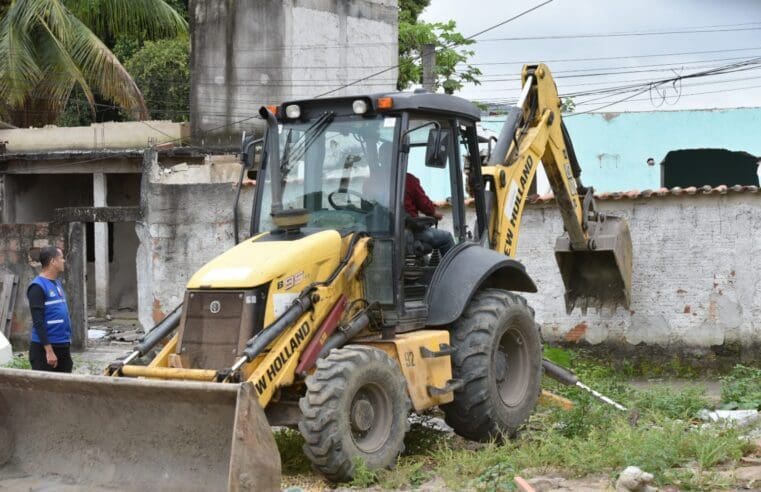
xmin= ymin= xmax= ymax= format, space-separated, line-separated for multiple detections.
xmin=615 ymin=466 xmax=657 ymax=492
xmin=698 ymin=409 xmax=761 ymax=428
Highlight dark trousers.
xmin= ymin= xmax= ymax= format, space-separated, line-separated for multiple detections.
xmin=29 ymin=342 xmax=73 ymax=373
xmin=415 ymin=227 xmax=455 ymax=256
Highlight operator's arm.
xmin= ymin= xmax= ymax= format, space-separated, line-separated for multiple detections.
xmin=28 ymin=284 xmax=49 ymax=346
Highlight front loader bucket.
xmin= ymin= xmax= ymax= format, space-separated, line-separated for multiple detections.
xmin=0 ymin=368 xmax=280 ymax=491
xmin=554 ymin=214 xmax=632 ymax=313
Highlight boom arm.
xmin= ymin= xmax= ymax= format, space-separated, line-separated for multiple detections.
xmin=482 ymin=63 xmax=632 ymax=312
xmin=482 ymin=64 xmax=588 ymax=256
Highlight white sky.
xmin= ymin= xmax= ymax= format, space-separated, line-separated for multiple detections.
xmin=420 ymin=0 xmax=761 ymax=112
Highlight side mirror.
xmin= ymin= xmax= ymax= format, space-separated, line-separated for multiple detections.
xmin=240 ymin=134 xmax=263 ymax=170
xmin=424 ymin=128 xmax=449 ymax=168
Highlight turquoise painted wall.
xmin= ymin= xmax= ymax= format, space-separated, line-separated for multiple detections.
xmin=481 ymin=107 xmax=761 ymax=193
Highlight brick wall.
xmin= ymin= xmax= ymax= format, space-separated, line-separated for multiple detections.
xmin=0 ymin=223 xmax=66 ymax=348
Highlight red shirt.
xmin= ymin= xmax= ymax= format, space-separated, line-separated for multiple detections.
xmin=404 ymin=173 xmax=436 ymax=217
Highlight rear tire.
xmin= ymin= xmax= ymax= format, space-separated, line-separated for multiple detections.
xmin=298 ymin=345 xmax=411 ymax=482
xmin=442 ymin=288 xmax=542 ymax=441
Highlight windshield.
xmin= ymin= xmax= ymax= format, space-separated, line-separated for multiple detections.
xmin=257 ymin=115 xmax=398 ymax=234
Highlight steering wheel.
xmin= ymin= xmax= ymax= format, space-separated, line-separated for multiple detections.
xmin=328 ymin=190 xmax=370 ymax=213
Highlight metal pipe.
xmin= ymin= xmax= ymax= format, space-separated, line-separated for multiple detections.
xmin=259 ymin=106 xmax=283 ymax=213
xmin=542 ymin=359 xmax=627 ymax=411
xmin=318 ymin=311 xmax=370 ymax=359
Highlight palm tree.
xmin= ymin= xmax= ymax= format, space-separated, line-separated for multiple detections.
xmin=0 ymin=0 xmax=186 ymax=127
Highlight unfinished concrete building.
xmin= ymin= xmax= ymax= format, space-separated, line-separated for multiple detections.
xmin=0 ymin=122 xmax=190 ymax=348
xmin=190 ymin=0 xmax=399 ymax=147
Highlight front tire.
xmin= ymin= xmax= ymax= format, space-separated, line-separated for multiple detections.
xmin=298 ymin=345 xmax=411 ymax=482
xmin=442 ymin=288 xmax=542 ymax=441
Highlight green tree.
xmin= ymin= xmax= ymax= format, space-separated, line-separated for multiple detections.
xmin=0 ymin=0 xmax=187 ymax=127
xmin=397 ymin=1 xmax=481 ymax=94
xmin=125 ymin=36 xmax=189 ymax=121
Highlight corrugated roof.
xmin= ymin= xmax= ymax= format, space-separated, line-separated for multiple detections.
xmin=527 ymin=184 xmax=760 ymax=204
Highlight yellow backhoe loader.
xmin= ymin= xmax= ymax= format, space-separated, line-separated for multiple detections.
xmin=0 ymin=64 xmax=631 ymax=490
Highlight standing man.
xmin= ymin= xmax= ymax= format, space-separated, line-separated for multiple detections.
xmin=27 ymin=246 xmax=73 ymax=372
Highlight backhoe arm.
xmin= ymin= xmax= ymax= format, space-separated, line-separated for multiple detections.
xmin=483 ymin=64 xmax=587 ymax=256
xmin=482 ymin=63 xmax=632 ymax=312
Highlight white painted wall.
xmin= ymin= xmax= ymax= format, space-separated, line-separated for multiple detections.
xmin=443 ymin=193 xmax=761 ymax=352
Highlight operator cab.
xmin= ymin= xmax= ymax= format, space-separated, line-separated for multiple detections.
xmin=245 ymin=92 xmax=486 ymax=330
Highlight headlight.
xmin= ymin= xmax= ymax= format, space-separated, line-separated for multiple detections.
xmin=285 ymin=104 xmax=301 ymax=119
xmin=352 ymin=99 xmax=368 ymax=115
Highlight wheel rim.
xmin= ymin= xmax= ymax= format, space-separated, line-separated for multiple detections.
xmin=349 ymin=383 xmax=393 ymax=453
xmin=494 ymin=323 xmax=530 ymax=407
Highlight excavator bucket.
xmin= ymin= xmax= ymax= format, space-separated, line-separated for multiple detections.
xmin=554 ymin=214 xmax=632 ymax=313
xmin=0 ymin=368 xmax=281 ymax=491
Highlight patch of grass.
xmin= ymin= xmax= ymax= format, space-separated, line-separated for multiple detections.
xmin=377 ymin=457 xmax=429 ymax=490
xmin=720 ymin=364 xmax=761 ymax=409
xmin=2 ymin=354 xmax=30 ymax=369
xmin=631 ymin=385 xmax=710 ymax=420
xmin=274 ymin=428 xmax=312 ymax=475
xmin=403 ymin=421 xmax=453 ymax=456
xmin=274 ymin=351 xmax=754 ymax=490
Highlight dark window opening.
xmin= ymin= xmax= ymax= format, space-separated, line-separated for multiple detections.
xmin=85 ymin=222 xmax=115 ymax=263
xmin=661 ymin=149 xmax=759 ymax=188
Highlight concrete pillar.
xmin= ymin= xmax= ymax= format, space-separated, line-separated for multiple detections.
xmin=65 ymin=222 xmax=88 ymax=350
xmin=93 ymin=173 xmax=109 ymax=317
xmin=0 ymin=174 xmax=17 ymax=223
xmin=422 ymin=44 xmax=436 ymax=92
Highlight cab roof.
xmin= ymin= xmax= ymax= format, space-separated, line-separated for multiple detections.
xmin=279 ymin=90 xmax=481 ymax=122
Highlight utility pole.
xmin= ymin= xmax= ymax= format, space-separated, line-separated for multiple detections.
xmin=422 ymin=44 xmax=436 ymax=92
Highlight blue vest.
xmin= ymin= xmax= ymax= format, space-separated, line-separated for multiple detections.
xmin=29 ymin=276 xmax=72 ymax=345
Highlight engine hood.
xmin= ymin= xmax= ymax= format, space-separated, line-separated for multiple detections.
xmin=186 ymin=230 xmax=343 ymax=289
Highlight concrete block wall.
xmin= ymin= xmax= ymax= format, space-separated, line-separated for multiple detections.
xmin=514 ymin=193 xmax=761 ymax=362
xmin=136 ymin=150 xmax=255 ymax=329
xmin=439 ymin=192 xmax=761 ymax=361
xmin=190 ymin=0 xmax=398 ymax=147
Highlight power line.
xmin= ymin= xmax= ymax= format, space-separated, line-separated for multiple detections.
xmin=475 ymin=54 xmax=761 ymax=79
xmin=477 ymin=25 xmax=761 ymax=42
xmin=313 ymin=0 xmax=556 ymax=98
xmin=467 ymin=45 xmax=761 ymax=66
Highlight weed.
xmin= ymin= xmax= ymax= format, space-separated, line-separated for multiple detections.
xmin=349 ymin=457 xmax=377 ymax=488
xmin=2 ymin=354 xmax=30 ymax=369
xmin=468 ymin=461 xmax=516 ymax=491
xmin=377 ymin=458 xmax=428 ymax=489
xmin=720 ymin=364 xmax=761 ymax=409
